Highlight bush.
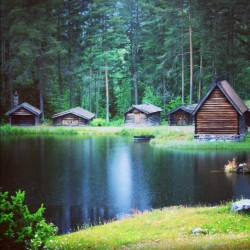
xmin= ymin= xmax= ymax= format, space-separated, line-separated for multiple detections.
xmin=0 ymin=190 xmax=58 ymax=250
xmin=107 ymin=119 xmax=124 ymax=126
xmin=90 ymin=118 xmax=106 ymax=127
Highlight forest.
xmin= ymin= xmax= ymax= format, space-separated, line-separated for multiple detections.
xmin=1 ymin=0 xmax=249 ymax=122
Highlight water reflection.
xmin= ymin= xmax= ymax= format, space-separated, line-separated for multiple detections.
xmin=0 ymin=135 xmax=250 ymax=234
xmin=108 ymin=143 xmax=132 ymax=216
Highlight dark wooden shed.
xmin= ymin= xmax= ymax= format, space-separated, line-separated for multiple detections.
xmin=52 ymin=107 xmax=95 ymax=126
xmin=167 ymin=104 xmax=197 ymax=126
xmin=5 ymin=102 xmax=41 ymax=126
xmin=193 ymin=79 xmax=248 ymax=141
xmin=246 ymin=108 xmax=250 ymax=127
xmin=124 ymin=103 xmax=162 ymax=126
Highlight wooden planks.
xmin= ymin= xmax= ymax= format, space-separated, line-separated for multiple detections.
xmin=196 ymin=87 xmax=239 ymax=135
xmin=13 ymin=108 xmax=33 ymax=116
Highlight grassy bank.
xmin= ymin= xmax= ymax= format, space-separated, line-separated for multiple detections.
xmin=150 ymin=130 xmax=250 ymax=150
xmin=45 ymin=204 xmax=250 ymax=250
xmin=1 ymin=124 xmax=249 ymax=150
xmin=0 ymin=124 xmax=121 ymax=135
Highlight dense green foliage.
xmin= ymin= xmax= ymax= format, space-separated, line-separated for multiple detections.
xmin=1 ymin=0 xmax=249 ymax=121
xmin=0 ymin=190 xmax=58 ymax=249
xmin=45 ymin=204 xmax=250 ymax=249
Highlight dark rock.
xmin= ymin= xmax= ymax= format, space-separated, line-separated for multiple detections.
xmin=191 ymin=228 xmax=208 ymax=234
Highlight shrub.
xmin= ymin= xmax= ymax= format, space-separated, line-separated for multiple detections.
xmin=0 ymin=190 xmax=58 ymax=250
xmin=107 ymin=119 xmax=124 ymax=126
xmin=90 ymin=118 xmax=106 ymax=127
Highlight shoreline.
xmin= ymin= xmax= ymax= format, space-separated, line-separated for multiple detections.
xmin=45 ymin=203 xmax=250 ymax=249
xmin=1 ymin=124 xmax=249 ymax=150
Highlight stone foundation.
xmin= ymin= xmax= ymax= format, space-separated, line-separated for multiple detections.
xmin=194 ymin=131 xmax=248 ymax=142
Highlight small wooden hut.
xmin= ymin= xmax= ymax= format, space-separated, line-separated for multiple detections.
xmin=246 ymin=108 xmax=250 ymax=127
xmin=167 ymin=104 xmax=197 ymax=126
xmin=52 ymin=107 xmax=95 ymax=126
xmin=124 ymin=103 xmax=162 ymax=126
xmin=5 ymin=102 xmax=41 ymax=126
xmin=193 ymin=79 xmax=248 ymax=141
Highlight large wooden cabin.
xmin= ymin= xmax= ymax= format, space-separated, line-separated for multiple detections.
xmin=52 ymin=107 xmax=95 ymax=126
xmin=193 ymin=79 xmax=248 ymax=141
xmin=124 ymin=103 xmax=162 ymax=126
xmin=167 ymin=104 xmax=197 ymax=126
xmin=6 ymin=102 xmax=41 ymax=126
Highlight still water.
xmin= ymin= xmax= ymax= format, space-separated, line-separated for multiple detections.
xmin=1 ymin=135 xmax=250 ymax=234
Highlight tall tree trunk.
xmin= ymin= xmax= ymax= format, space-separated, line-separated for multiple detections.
xmin=130 ymin=0 xmax=139 ymax=105
xmin=105 ymin=62 xmax=109 ymax=123
xmin=9 ymin=73 xmax=13 ymax=109
xmin=162 ymin=65 xmax=166 ymax=116
xmin=181 ymin=25 xmax=185 ymax=105
xmin=189 ymin=0 xmax=193 ymax=105
xmin=181 ymin=1 xmax=185 ymax=105
xmin=68 ymin=49 xmax=74 ymax=108
xmin=198 ymin=53 xmax=203 ymax=102
xmin=89 ymin=68 xmax=92 ymax=112
xmin=57 ymin=10 xmax=63 ymax=98
xmin=57 ymin=55 xmax=63 ymax=97
xmin=1 ymin=40 xmax=6 ymax=109
xmin=39 ymin=78 xmax=44 ymax=120
xmin=38 ymin=62 xmax=44 ymax=120
xmin=96 ymin=67 xmax=101 ymax=117
xmin=7 ymin=42 xmax=14 ymax=109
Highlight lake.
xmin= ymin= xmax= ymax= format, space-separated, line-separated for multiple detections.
xmin=1 ymin=135 xmax=250 ymax=234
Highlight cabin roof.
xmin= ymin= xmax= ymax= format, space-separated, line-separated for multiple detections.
xmin=124 ymin=103 xmax=162 ymax=114
xmin=6 ymin=102 xmax=41 ymax=116
xmin=167 ymin=104 xmax=198 ymax=115
xmin=193 ymin=80 xmax=248 ymax=115
xmin=52 ymin=107 xmax=95 ymax=120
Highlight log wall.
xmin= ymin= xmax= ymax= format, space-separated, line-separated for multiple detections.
xmin=10 ymin=108 xmax=38 ymax=126
xmin=124 ymin=110 xmax=161 ymax=126
xmin=53 ymin=114 xmax=89 ymax=126
xmin=168 ymin=110 xmax=193 ymax=126
xmin=13 ymin=108 xmax=33 ymax=116
xmin=11 ymin=115 xmax=36 ymax=126
xmin=195 ymin=87 xmax=239 ymax=135
xmin=246 ymin=111 xmax=250 ymax=127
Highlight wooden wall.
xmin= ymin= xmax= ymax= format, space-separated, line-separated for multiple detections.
xmin=10 ymin=108 xmax=38 ymax=126
xmin=53 ymin=113 xmax=89 ymax=126
xmin=245 ymin=111 xmax=250 ymax=127
xmin=195 ymin=87 xmax=241 ymax=135
xmin=124 ymin=109 xmax=161 ymax=126
xmin=168 ymin=110 xmax=193 ymax=126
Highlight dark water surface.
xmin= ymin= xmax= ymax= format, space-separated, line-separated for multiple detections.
xmin=1 ymin=135 xmax=250 ymax=234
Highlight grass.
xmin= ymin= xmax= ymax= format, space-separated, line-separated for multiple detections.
xmin=0 ymin=124 xmax=120 ymax=135
xmin=150 ymin=128 xmax=250 ymax=150
xmin=1 ymin=124 xmax=249 ymax=150
xmin=44 ymin=204 xmax=250 ymax=249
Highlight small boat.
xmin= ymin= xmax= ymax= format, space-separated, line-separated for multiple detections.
xmin=134 ymin=135 xmax=155 ymax=142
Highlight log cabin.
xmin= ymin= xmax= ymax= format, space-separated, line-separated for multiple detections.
xmin=52 ymin=107 xmax=95 ymax=126
xmin=246 ymin=108 xmax=250 ymax=127
xmin=124 ymin=103 xmax=162 ymax=126
xmin=6 ymin=102 xmax=41 ymax=126
xmin=193 ymin=79 xmax=248 ymax=142
xmin=167 ymin=104 xmax=197 ymax=126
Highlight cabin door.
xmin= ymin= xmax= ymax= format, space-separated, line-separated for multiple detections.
xmin=176 ymin=114 xmax=188 ymax=125
xmin=134 ymin=113 xmax=147 ymax=125
xmin=134 ymin=113 xmax=141 ymax=124
xmin=11 ymin=115 xmax=35 ymax=126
